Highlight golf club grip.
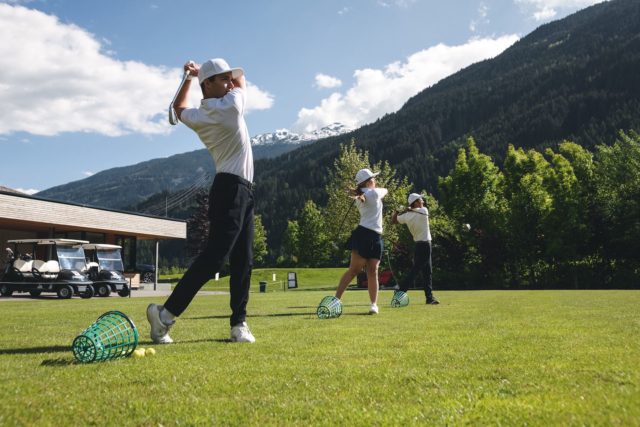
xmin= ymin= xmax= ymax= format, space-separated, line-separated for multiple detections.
xmin=168 ymin=70 xmax=191 ymax=125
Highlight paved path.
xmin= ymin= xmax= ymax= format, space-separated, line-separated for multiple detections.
xmin=0 ymin=289 xmax=227 ymax=301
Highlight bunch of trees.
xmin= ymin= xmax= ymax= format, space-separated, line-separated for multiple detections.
xmin=436 ymin=131 xmax=640 ymax=288
xmin=274 ymin=132 xmax=640 ymax=289
xmin=279 ymin=141 xmax=411 ymax=268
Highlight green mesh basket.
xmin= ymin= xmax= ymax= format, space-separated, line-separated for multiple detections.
xmin=391 ymin=290 xmax=409 ymax=308
xmin=72 ymin=311 xmax=139 ymax=363
xmin=317 ymin=296 xmax=342 ymax=319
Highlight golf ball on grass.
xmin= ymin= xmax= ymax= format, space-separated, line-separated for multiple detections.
xmin=132 ymin=348 xmax=146 ymax=358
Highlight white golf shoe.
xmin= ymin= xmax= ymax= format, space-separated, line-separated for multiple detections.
xmin=230 ymin=322 xmax=256 ymax=343
xmin=369 ymin=303 xmax=379 ymax=315
xmin=146 ymin=304 xmax=174 ymax=344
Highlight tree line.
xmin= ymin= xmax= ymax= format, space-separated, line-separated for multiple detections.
xmin=255 ymin=132 xmax=639 ymax=289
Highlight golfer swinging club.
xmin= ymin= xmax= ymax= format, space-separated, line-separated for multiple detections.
xmin=392 ymin=193 xmax=440 ymax=305
xmin=334 ymin=169 xmax=388 ymax=314
xmin=147 ymin=58 xmax=256 ymax=343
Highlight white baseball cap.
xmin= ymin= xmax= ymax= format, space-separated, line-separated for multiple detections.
xmin=408 ymin=193 xmax=423 ymax=205
xmin=198 ymin=58 xmax=244 ymax=84
xmin=355 ymin=168 xmax=379 ymax=185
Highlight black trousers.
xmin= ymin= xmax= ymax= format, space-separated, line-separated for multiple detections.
xmin=164 ymin=173 xmax=254 ymax=326
xmin=399 ymin=241 xmax=433 ymax=300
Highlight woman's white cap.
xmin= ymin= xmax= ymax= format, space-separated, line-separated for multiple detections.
xmin=408 ymin=193 xmax=423 ymax=205
xmin=355 ymin=168 xmax=379 ymax=185
xmin=198 ymin=58 xmax=244 ymax=84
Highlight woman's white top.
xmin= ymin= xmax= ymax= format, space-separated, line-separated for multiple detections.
xmin=357 ymin=188 xmax=388 ymax=234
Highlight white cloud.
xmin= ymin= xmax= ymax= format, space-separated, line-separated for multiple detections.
xmin=377 ymin=0 xmax=416 ymax=8
xmin=337 ymin=7 xmax=350 ymax=15
xmin=314 ymin=74 xmax=342 ymax=89
xmin=83 ymin=171 xmax=94 ymax=177
xmin=515 ymin=0 xmax=605 ymax=22
xmin=470 ymin=2 xmax=490 ymax=32
xmin=0 ymin=4 xmax=274 ymax=137
xmin=294 ymin=35 xmax=519 ymax=133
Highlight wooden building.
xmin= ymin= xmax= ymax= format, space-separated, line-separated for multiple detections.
xmin=0 ymin=189 xmax=186 ymax=286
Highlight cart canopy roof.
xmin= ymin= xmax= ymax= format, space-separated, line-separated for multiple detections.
xmin=81 ymin=244 xmax=122 ymax=250
xmin=7 ymin=238 xmax=89 ymax=246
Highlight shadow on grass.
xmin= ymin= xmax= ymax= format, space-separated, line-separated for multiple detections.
xmin=181 ymin=338 xmax=231 ymax=344
xmin=186 ymin=311 xmax=314 ymax=320
xmin=288 ymin=303 xmax=370 ymax=309
xmin=0 ymin=345 xmax=69 ymax=355
xmin=342 ymin=312 xmax=376 ymax=316
xmin=138 ymin=338 xmax=233 ymax=345
xmin=41 ymin=358 xmax=77 ymax=367
xmin=1 ymin=294 xmax=61 ymax=301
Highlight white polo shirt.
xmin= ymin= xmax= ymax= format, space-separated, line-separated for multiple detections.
xmin=180 ymin=87 xmax=253 ymax=182
xmin=397 ymin=207 xmax=432 ymax=242
xmin=357 ymin=188 xmax=388 ymax=234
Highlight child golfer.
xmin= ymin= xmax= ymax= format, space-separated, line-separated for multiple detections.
xmin=334 ymin=168 xmax=388 ymax=314
xmin=147 ymin=58 xmax=256 ymax=343
xmin=392 ymin=193 xmax=439 ymax=304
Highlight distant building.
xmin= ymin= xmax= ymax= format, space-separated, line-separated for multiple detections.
xmin=0 ymin=189 xmax=186 ymax=286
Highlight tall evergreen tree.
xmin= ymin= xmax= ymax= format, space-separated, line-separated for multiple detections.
xmin=253 ymin=215 xmax=268 ymax=266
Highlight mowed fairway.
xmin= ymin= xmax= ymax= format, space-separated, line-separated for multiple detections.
xmin=1 ymin=289 xmax=639 ymax=426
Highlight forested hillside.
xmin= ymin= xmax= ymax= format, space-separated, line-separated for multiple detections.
xmin=37 ymin=124 xmax=351 ymax=210
xmin=254 ymin=0 xmax=640 ymax=249
xmin=36 ymin=143 xmax=306 ymax=210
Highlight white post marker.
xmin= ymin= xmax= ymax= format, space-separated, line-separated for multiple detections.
xmin=215 ymin=272 xmax=219 ymax=281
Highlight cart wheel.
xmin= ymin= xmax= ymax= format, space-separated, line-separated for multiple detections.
xmin=29 ymin=290 xmax=42 ymax=297
xmin=96 ymin=284 xmax=111 ymax=297
xmin=80 ymin=284 xmax=94 ymax=299
xmin=0 ymin=284 xmax=13 ymax=297
xmin=56 ymin=284 xmax=73 ymax=299
xmin=118 ymin=285 xmax=130 ymax=297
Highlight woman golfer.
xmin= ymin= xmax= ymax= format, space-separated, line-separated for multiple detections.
xmin=392 ymin=193 xmax=439 ymax=305
xmin=334 ymin=168 xmax=388 ymax=314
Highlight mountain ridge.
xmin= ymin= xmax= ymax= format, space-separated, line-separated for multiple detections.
xmin=252 ymin=0 xmax=640 ymax=248
xmin=36 ymin=122 xmax=353 ymax=209
xmin=34 ymin=0 xmax=640 ymax=255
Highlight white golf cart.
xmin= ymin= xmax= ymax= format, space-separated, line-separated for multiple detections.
xmin=0 ymin=239 xmax=94 ymax=299
xmin=82 ymin=243 xmax=130 ymax=297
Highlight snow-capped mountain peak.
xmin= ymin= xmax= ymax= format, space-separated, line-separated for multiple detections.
xmin=251 ymin=122 xmax=352 ymax=146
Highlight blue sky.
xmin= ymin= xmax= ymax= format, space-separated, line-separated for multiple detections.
xmin=0 ymin=0 xmax=604 ymax=193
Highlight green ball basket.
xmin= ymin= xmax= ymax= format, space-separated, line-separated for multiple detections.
xmin=391 ymin=290 xmax=409 ymax=308
xmin=72 ymin=311 xmax=139 ymax=363
xmin=317 ymin=296 xmax=342 ymax=319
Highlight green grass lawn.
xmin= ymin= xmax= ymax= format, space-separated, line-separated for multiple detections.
xmin=161 ymin=267 xmax=348 ymax=291
xmin=1 ymin=289 xmax=639 ymax=426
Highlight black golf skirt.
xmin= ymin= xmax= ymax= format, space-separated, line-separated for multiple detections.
xmin=346 ymin=225 xmax=383 ymax=260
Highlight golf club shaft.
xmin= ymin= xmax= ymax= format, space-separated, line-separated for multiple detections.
xmin=168 ymin=70 xmax=191 ymax=125
xmin=336 ymin=199 xmax=356 ymax=239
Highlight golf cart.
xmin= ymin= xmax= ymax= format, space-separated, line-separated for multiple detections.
xmin=82 ymin=243 xmax=130 ymax=297
xmin=136 ymin=263 xmax=156 ymax=284
xmin=0 ymin=239 xmax=94 ymax=299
